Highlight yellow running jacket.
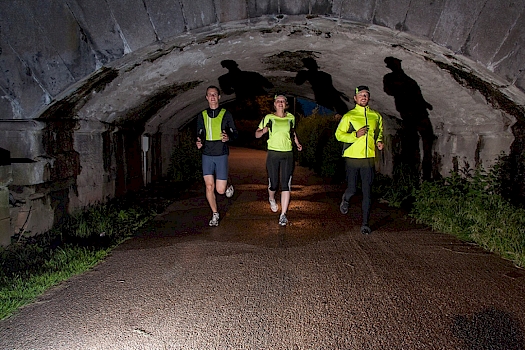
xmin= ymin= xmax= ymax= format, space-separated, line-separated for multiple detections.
xmin=335 ymin=105 xmax=383 ymax=159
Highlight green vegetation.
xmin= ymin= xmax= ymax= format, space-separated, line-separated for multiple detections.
xmin=296 ymin=112 xmax=345 ymax=181
xmin=411 ymin=162 xmax=525 ymax=268
xmin=167 ymin=125 xmax=202 ymax=184
xmin=374 ymin=162 xmax=421 ymax=209
xmin=0 ymin=186 xmax=175 ymax=320
xmin=0 ymin=245 xmax=108 ymax=320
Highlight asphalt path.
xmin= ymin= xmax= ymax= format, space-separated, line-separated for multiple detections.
xmin=1 ymin=147 xmax=524 ymax=349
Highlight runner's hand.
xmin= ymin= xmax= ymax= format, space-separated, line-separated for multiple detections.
xmin=356 ymin=126 xmax=369 ymax=137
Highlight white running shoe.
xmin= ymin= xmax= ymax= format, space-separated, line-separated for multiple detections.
xmin=225 ymin=185 xmax=234 ymax=198
xmin=269 ymin=199 xmax=278 ymax=212
xmin=209 ymin=212 xmax=220 ymax=227
xmin=278 ymin=214 xmax=288 ymax=226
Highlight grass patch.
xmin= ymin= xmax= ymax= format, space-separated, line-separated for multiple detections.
xmin=374 ymin=162 xmax=420 ymax=209
xmin=0 ymin=180 xmax=182 ymax=321
xmin=0 ymin=246 xmax=109 ymax=320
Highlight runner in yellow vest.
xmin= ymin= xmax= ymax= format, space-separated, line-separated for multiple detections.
xmin=196 ymin=86 xmax=237 ymax=226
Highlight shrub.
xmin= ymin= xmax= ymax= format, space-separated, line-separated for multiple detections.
xmin=296 ymin=112 xmax=344 ymax=181
xmin=167 ymin=126 xmax=202 ymax=184
xmin=377 ymin=161 xmax=421 ymax=208
xmin=411 ymin=161 xmax=525 ymax=267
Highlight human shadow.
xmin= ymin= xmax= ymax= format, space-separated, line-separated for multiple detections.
xmin=294 ymin=57 xmax=349 ymax=116
xmin=383 ymin=56 xmax=435 ymax=180
xmin=218 ymin=60 xmax=273 ymax=102
xmin=452 ymin=307 xmax=524 ymax=349
xmin=218 ymin=59 xmax=274 ymax=124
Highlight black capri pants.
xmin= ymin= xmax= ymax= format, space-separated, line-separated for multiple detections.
xmin=266 ymin=150 xmax=294 ymax=192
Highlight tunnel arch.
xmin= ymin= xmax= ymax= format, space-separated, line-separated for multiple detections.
xmin=1 ymin=1 xmax=524 ymax=243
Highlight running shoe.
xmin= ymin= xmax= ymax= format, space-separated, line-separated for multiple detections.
xmin=340 ymin=195 xmax=349 ymax=215
xmin=209 ymin=212 xmax=220 ymax=227
xmin=225 ymin=185 xmax=234 ymax=198
xmin=269 ymin=199 xmax=278 ymax=212
xmin=361 ymin=225 xmax=371 ymax=235
xmin=279 ymin=213 xmax=288 ymax=226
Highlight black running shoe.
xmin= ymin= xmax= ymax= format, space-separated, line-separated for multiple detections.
xmin=361 ymin=225 xmax=371 ymax=235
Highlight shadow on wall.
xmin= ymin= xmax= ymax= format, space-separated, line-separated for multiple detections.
xmin=216 ymin=60 xmax=275 ymax=150
xmin=383 ymin=56 xmax=436 ymax=181
xmin=452 ymin=307 xmax=525 ymax=349
xmin=218 ymin=59 xmax=274 ymax=120
xmin=294 ymin=57 xmax=349 ymax=116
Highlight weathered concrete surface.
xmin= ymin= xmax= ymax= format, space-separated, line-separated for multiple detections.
xmin=0 ymin=147 xmax=524 ymax=349
xmin=1 ymin=0 xmax=523 ymax=120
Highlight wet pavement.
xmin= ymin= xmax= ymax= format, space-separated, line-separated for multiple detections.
xmin=1 ymin=147 xmax=525 ymax=349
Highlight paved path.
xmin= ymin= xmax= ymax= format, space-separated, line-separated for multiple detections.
xmin=1 ymin=147 xmax=524 ymax=349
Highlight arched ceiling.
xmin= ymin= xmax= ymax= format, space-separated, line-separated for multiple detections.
xmin=69 ymin=16 xmax=523 ymax=172
xmin=1 ymin=9 xmax=524 ymax=176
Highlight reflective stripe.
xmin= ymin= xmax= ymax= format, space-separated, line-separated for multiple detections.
xmin=202 ymin=109 xmax=226 ymax=141
xmin=364 ymin=107 xmax=368 ymax=158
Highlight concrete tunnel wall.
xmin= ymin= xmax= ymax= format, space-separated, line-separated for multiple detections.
xmin=0 ymin=0 xmax=525 ymax=243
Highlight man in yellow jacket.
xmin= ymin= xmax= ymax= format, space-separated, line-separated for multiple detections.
xmin=335 ymin=85 xmax=384 ymax=234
